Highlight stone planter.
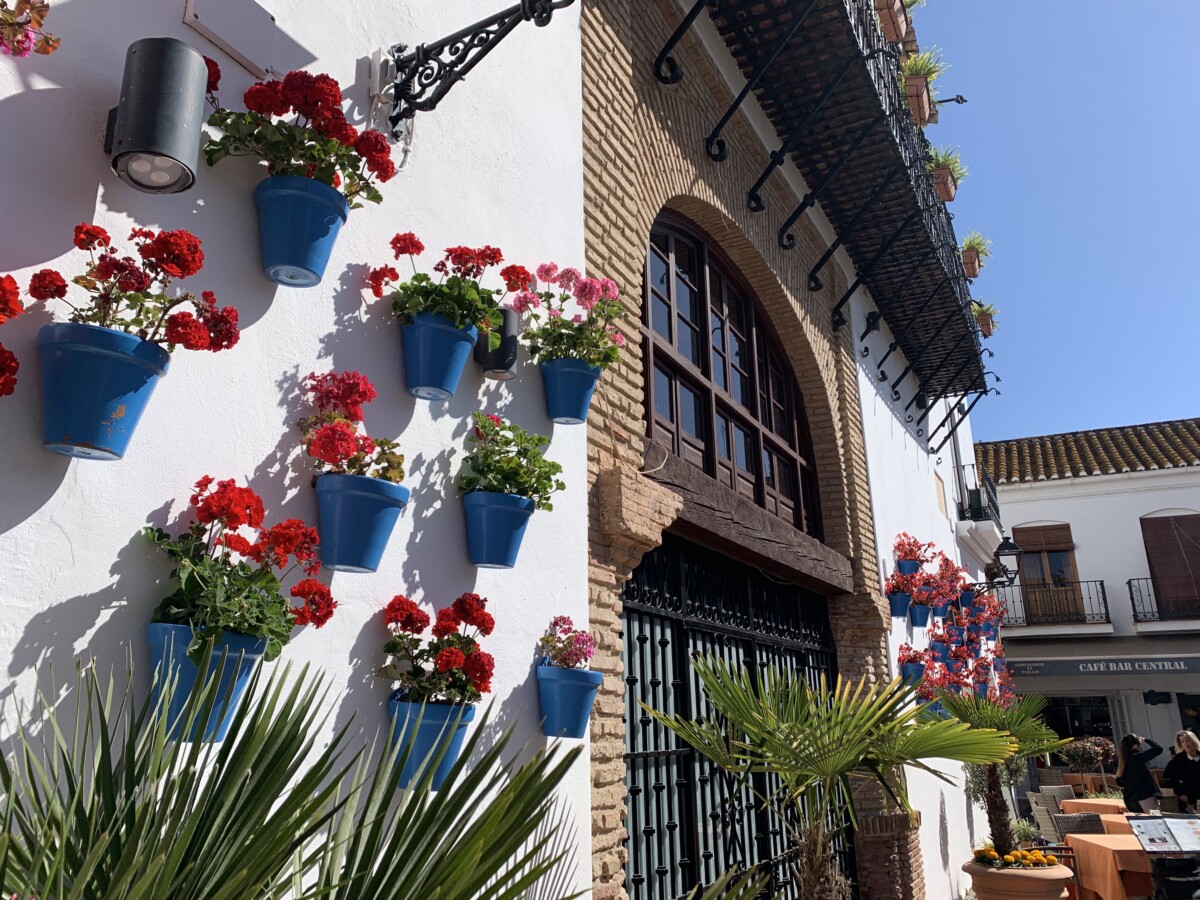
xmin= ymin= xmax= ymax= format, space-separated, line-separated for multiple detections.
xmin=962 ymin=861 xmax=1072 ymax=900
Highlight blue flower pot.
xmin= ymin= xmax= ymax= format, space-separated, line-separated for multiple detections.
xmin=254 ymin=175 xmax=348 ymax=287
xmin=958 ymin=589 xmax=976 ymax=608
xmin=909 ymin=604 xmax=932 ymax=628
xmin=947 ymin=682 xmax=963 ymax=694
xmin=146 ymin=623 xmax=266 ymax=742
xmin=929 ymin=641 xmax=949 ymax=663
xmin=888 ymin=592 xmax=912 ymax=617
xmin=897 ymin=559 xmax=921 ymax=575
xmin=994 ymin=658 xmax=1007 ymax=672
xmin=926 ymin=700 xmax=945 ymax=716
xmin=37 ymin=323 xmax=170 ymax=460
xmin=961 ymin=602 xmax=980 ymax=619
xmin=975 ymin=683 xmax=990 ymax=699
xmin=540 ymin=359 xmax=602 ymax=425
xmin=982 ymin=621 xmax=1000 ymax=641
xmin=947 ymin=626 xmax=965 ymax=645
xmin=899 ymin=661 xmax=925 ymax=685
xmin=388 ymin=696 xmax=475 ymax=790
xmin=932 ymin=601 xmax=950 ymax=620
xmin=462 ymin=491 xmax=536 ymax=568
xmin=536 ymin=663 xmax=603 ymax=739
xmin=967 ymin=643 xmax=982 ymax=659
xmin=946 ymin=658 xmax=965 ymax=675
xmin=315 ymin=474 xmax=410 ymax=573
xmin=399 ymin=312 xmax=478 ymax=400
xmin=967 ymin=623 xmax=984 ymax=639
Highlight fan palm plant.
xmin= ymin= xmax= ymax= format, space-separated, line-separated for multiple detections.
xmin=0 ymin=653 xmax=585 ymax=900
xmin=930 ymin=692 xmax=1069 ymax=856
xmin=645 ymin=656 xmax=1017 ymax=897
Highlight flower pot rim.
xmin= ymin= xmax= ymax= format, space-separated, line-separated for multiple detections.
xmin=962 ymin=859 xmax=1073 ymax=879
xmin=537 ymin=662 xmax=603 ymax=683
xmin=315 ymin=472 xmax=411 ymax=502
xmin=388 ymin=691 xmax=478 ymax=716
xmin=540 ymin=357 xmax=604 ymax=374
xmin=405 ymin=309 xmax=480 ymax=339
xmin=461 ymin=489 xmax=537 ymax=509
xmin=146 ymin=621 xmax=269 ymax=653
xmin=255 ymin=173 xmax=350 ymax=217
xmin=37 ymin=321 xmax=172 ymax=370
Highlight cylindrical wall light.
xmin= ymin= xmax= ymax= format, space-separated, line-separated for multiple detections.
xmin=105 ymin=37 xmax=207 ymax=194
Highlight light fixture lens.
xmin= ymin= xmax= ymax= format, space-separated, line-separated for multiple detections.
xmin=116 ymin=152 xmax=190 ymax=193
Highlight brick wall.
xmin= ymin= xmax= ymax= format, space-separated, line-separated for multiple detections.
xmin=580 ymin=0 xmax=914 ymax=896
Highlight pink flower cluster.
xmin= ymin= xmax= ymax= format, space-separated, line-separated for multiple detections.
xmin=532 ymin=263 xmax=619 ymax=313
xmin=538 ymin=615 xmax=596 ymax=669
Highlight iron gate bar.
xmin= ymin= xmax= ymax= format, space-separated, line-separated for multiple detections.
xmin=653 ymin=0 xmax=718 ymax=85
xmin=389 ymin=0 xmax=575 ymax=131
xmin=910 ymin=343 xmax=976 ymax=421
xmin=746 ymin=48 xmax=885 ymax=213
xmin=931 ymin=388 xmax=990 ymax=453
xmin=888 ymin=304 xmax=962 ymax=395
xmin=830 ymin=207 xmax=922 ymax=328
xmin=777 ymin=110 xmax=887 ymax=250
xmin=807 ymin=165 xmax=902 ymax=291
xmin=705 ymin=0 xmax=820 ymax=162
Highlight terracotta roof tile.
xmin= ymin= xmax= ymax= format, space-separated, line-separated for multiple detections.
xmin=975 ymin=417 xmax=1200 ymax=485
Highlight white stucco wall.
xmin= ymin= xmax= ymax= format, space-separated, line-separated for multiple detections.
xmin=0 ymin=1 xmax=590 ymax=893
xmin=851 ymin=292 xmax=995 ymax=900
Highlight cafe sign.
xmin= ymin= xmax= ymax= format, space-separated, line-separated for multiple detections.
xmin=1008 ymin=656 xmax=1200 ymax=677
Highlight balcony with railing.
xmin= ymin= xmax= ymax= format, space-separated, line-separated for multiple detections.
xmin=956 ymin=463 xmax=1000 ymax=529
xmin=997 ymin=581 xmax=1111 ymax=629
xmin=1128 ymin=577 xmax=1200 ymax=624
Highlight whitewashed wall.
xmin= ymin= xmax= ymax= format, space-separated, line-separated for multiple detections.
xmin=851 ymin=291 xmax=993 ymax=900
xmin=0 ymin=0 xmax=590 ymax=892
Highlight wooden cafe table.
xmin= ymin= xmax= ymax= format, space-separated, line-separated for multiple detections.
xmin=1100 ymin=814 xmax=1134 ymax=835
xmin=1061 ymin=797 xmax=1128 ymax=815
xmin=1064 ymin=833 xmax=1152 ymax=900
xmin=1083 ymin=773 xmax=1117 ymax=794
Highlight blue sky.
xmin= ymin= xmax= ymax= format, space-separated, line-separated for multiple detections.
xmin=910 ymin=2 xmax=1200 ymax=442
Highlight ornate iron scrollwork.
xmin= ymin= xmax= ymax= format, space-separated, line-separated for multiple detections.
xmin=389 ymin=0 xmax=575 ymax=136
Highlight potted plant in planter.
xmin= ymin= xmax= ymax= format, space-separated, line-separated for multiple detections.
xmin=204 ymin=71 xmax=395 ymax=287
xmin=894 ymin=531 xmax=933 ymax=575
xmin=536 ymin=615 xmax=600 ymax=739
xmin=4 ymin=223 xmax=239 ymax=458
xmin=896 ymin=643 xmax=927 ymax=684
xmin=297 ymin=370 xmax=407 ymax=573
xmin=900 ymin=47 xmax=946 ymax=128
xmin=946 ymin=643 xmax=970 ymax=675
xmin=909 ymin=577 xmax=935 ymax=628
xmin=884 ymin=570 xmax=917 ymax=618
xmin=368 ymin=234 xmax=510 ymax=400
xmin=874 ymin=0 xmax=910 ymax=44
xmin=143 ymin=476 xmax=335 ymax=740
xmin=926 ymin=623 xmax=950 ymax=663
xmin=934 ymin=692 xmax=1072 ymax=900
xmin=970 ymin=659 xmax=993 ymax=698
xmin=458 ymin=412 xmax=564 ymax=568
xmin=376 ymin=591 xmax=494 ymax=789
xmin=927 ymin=146 xmax=967 ymax=202
xmin=520 ymin=263 xmax=627 ymax=424
xmin=1058 ymin=736 xmax=1116 ymax=789
xmin=972 ymin=301 xmax=998 ymax=338
xmin=960 ymin=231 xmax=992 ymax=279
xmin=932 ymin=552 xmax=966 ymax=619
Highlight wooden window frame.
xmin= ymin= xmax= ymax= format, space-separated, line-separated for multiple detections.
xmin=643 ymin=215 xmax=822 ymax=539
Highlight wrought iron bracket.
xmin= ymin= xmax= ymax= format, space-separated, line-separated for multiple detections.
xmin=931 ymin=387 xmax=994 ymax=455
xmin=808 ymin=166 xmax=902 ymax=291
xmin=653 ymin=0 xmax=719 ymax=85
xmin=388 ymin=0 xmax=575 ymax=135
xmin=886 ymin=305 xmax=960 ymax=396
xmin=859 ymin=311 xmax=882 ymax=343
xmin=830 ymin=207 xmax=923 ymax=329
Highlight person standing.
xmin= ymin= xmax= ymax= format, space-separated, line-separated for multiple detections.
xmin=1116 ymin=733 xmax=1163 ymax=813
xmin=1163 ymin=730 xmax=1200 ymax=812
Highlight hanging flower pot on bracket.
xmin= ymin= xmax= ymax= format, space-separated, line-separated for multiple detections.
xmin=400 ymin=312 xmax=478 ymax=400
xmin=540 ymin=358 xmax=602 ymax=424
xmin=389 ymin=696 xmax=476 ymax=790
xmin=874 ymin=0 xmax=910 ymax=43
xmin=932 ymin=167 xmax=958 ymax=202
xmin=254 ymin=176 xmax=349 ymax=287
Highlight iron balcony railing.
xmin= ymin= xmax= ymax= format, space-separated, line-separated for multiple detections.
xmin=956 ymin=463 xmax=1001 ymax=529
xmin=1128 ymin=577 xmax=1200 ymax=622
xmin=997 ymin=581 xmax=1110 ymax=627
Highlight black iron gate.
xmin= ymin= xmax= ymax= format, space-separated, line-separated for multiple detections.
xmin=622 ymin=533 xmax=852 ymax=899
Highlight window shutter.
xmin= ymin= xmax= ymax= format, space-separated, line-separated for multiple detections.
xmin=1140 ymin=515 xmax=1200 ymax=616
xmin=1013 ymin=523 xmax=1074 ymax=552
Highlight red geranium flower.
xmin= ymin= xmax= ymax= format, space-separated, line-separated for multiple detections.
xmin=451 ymin=593 xmax=495 ymax=636
xmin=203 ymin=56 xmax=221 ymax=94
xmin=464 ymin=650 xmax=494 ymax=694
xmin=28 ymin=269 xmax=67 ymax=301
xmin=367 ymin=265 xmax=398 ymax=299
xmin=164 ymin=311 xmax=210 ymax=350
xmin=72 ymin=223 xmax=111 ymax=251
xmin=0 ymin=342 xmax=18 ymax=397
xmin=197 ymin=291 xmax=240 ymax=352
xmin=220 ymin=532 xmax=257 ymax=557
xmin=473 ymin=413 xmax=504 ymax=439
xmin=256 ymin=518 xmax=320 ymax=571
xmin=137 ymin=229 xmax=205 ymax=279
xmin=0 ymin=275 xmax=24 ymax=323
xmin=309 ymin=420 xmax=359 ymax=465
xmin=291 ymin=578 xmax=337 ymax=627
xmin=499 ymin=264 xmax=531 ymax=293
xmin=390 ymin=232 xmax=424 ymax=258
xmin=244 ymin=80 xmax=290 ymax=117
xmin=435 ymin=647 xmax=466 ymax=673
xmin=384 ymin=595 xmax=430 ymax=634
xmin=434 ymin=245 xmax=503 ymax=280
xmin=432 ymin=607 xmax=461 ymax=639
xmin=306 ymin=370 xmax=377 ymax=421
xmin=192 ymin=478 xmax=266 ymax=530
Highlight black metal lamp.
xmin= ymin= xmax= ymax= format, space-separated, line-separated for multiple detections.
xmin=992 ymin=533 xmax=1023 ymax=585
xmin=104 ymin=38 xmax=208 ymax=194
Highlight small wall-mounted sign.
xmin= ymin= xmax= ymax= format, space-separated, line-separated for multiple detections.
xmin=1009 ymin=656 xmax=1200 ymax=678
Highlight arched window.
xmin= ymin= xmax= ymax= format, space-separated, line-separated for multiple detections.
xmin=643 ymin=215 xmax=822 ymax=539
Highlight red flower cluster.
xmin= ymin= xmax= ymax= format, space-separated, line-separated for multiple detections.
xmin=256 ymin=518 xmax=321 ymax=574
xmin=472 ymin=412 xmax=504 ymax=439
xmin=291 ymin=578 xmax=337 ymax=627
xmin=390 ymin=232 xmax=425 ymax=258
xmin=435 ymin=647 xmax=466 ymax=672
xmin=367 ymin=265 xmax=398 ymax=299
xmin=191 ymin=477 xmax=266 ymax=531
xmin=28 ymin=269 xmax=67 ymax=301
xmin=163 ymin=293 xmax=240 ymax=352
xmin=385 ymin=594 xmax=431 ymax=634
xmin=464 ymin=650 xmax=494 ymax=694
xmin=499 ymin=264 xmax=531 ymax=293
xmin=0 ymin=343 xmax=17 ymax=397
xmin=94 ymin=252 xmax=152 ymax=293
xmin=281 ymin=70 xmax=340 ymax=119
xmin=306 ymin=370 xmax=377 ymax=421
xmin=309 ymin=420 xmax=362 ymax=465
xmin=0 ymin=275 xmax=23 ymax=323
xmin=203 ymin=56 xmax=221 ymax=95
xmin=433 ymin=245 xmax=504 ymax=281
xmin=354 ymin=130 xmax=395 ymax=182
xmin=896 ymin=643 xmax=928 ymax=666
xmin=244 ymin=80 xmax=290 ymax=117
xmin=451 ymin=592 xmax=496 ymax=635
xmin=137 ymin=229 xmax=205 ymax=279
xmin=893 ymin=532 xmax=935 ymax=563
xmin=73 ymin=223 xmax=111 ymax=251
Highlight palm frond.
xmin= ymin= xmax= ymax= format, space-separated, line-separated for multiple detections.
xmin=929 ymin=692 xmax=1070 ymax=760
